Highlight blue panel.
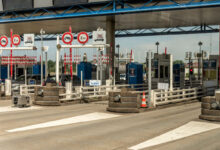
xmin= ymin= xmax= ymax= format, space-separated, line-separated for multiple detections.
xmin=127 ymin=62 xmax=143 ymax=85
xmin=77 ymin=62 xmax=92 ymax=81
xmin=1 ymin=65 xmax=8 ymax=82
xmin=32 ymin=64 xmax=45 ymax=76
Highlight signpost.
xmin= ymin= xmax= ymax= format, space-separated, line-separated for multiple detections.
xmin=56 ymin=28 xmax=109 ymax=85
xmin=0 ymin=36 xmax=8 ymax=47
xmin=24 ymin=34 xmax=35 ymax=47
xmin=62 ymin=32 xmax=73 ymax=45
xmin=77 ymin=32 xmax=89 ymax=45
xmin=12 ymin=34 xmax=21 ymax=46
xmin=89 ymin=80 xmax=101 ymax=86
xmin=0 ymin=30 xmax=37 ymax=84
xmin=92 ymin=29 xmax=106 ymax=45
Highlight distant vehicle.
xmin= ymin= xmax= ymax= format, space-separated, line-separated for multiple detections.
xmin=43 ymin=75 xmax=56 ymax=86
xmin=59 ymin=74 xmax=81 ymax=86
xmin=12 ymin=74 xmax=41 ymax=85
xmin=120 ymin=74 xmax=126 ymax=81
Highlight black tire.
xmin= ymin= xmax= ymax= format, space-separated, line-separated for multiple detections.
xmin=201 ymin=109 xmax=220 ymax=116
xmin=107 ymin=107 xmax=139 ymax=113
xmin=201 ymin=102 xmax=211 ymax=109
xmin=199 ymin=114 xmax=220 ymax=121
xmin=201 ymin=96 xmax=216 ymax=103
xmin=34 ymin=100 xmax=60 ymax=106
xmin=121 ymin=97 xmax=137 ymax=103
xmin=108 ymin=102 xmax=138 ymax=108
xmin=43 ymin=90 xmax=59 ymax=96
xmin=35 ymin=96 xmax=59 ymax=101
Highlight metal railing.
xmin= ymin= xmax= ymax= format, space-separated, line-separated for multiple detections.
xmin=59 ymin=83 xmax=148 ymax=102
xmin=151 ymin=87 xmax=204 ymax=107
xmin=19 ymin=84 xmax=40 ymax=96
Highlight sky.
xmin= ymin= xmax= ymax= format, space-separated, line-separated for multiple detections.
xmin=2 ymin=32 xmax=219 ymax=64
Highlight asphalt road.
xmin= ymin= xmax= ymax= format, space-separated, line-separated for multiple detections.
xmin=0 ymin=100 xmax=219 ymax=150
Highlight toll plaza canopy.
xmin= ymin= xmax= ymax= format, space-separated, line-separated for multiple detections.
xmin=0 ymin=0 xmax=219 ymax=36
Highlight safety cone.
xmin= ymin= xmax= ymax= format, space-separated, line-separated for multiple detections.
xmin=141 ymin=91 xmax=147 ymax=108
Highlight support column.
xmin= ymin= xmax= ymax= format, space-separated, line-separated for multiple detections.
xmin=106 ymin=16 xmax=115 ymax=80
xmin=56 ymin=36 xmax=60 ymax=85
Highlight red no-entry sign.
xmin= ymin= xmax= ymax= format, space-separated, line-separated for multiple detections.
xmin=62 ymin=32 xmax=73 ymax=44
xmin=0 ymin=36 xmax=8 ymax=47
xmin=12 ymin=34 xmax=21 ymax=46
xmin=77 ymin=32 xmax=89 ymax=44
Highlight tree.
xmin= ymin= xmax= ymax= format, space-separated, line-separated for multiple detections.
xmin=48 ymin=60 xmax=55 ymax=73
xmin=173 ymin=60 xmax=184 ymax=65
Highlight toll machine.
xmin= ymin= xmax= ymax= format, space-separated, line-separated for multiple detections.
xmin=77 ymin=62 xmax=92 ymax=83
xmin=126 ymin=62 xmax=143 ymax=85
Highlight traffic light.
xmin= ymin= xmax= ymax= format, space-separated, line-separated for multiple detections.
xmin=190 ymin=68 xmax=193 ymax=75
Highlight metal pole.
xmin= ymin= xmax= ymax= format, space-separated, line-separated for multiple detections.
xmin=148 ymin=51 xmax=151 ymax=106
xmin=56 ymin=36 xmax=60 ymax=85
xmin=24 ymin=65 xmax=27 ymax=85
xmin=40 ymin=29 xmax=45 ymax=86
xmin=10 ymin=29 xmax=13 ymax=79
xmin=81 ymin=71 xmax=83 ymax=87
xmin=7 ymin=57 xmax=9 ymax=79
xmin=189 ymin=55 xmax=191 ymax=87
xmin=0 ymin=56 xmax=1 ymax=83
xmin=69 ymin=26 xmax=73 ymax=80
xmin=201 ymin=50 xmax=204 ymax=86
xmin=219 ymin=25 xmax=220 ymax=88
xmin=45 ymin=51 xmax=48 ymax=80
xmin=100 ymin=49 xmax=103 ymax=84
xmin=170 ymin=55 xmax=173 ymax=91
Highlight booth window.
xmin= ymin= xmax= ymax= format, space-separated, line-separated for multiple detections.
xmin=165 ymin=66 xmax=169 ymax=78
xmin=160 ymin=66 xmax=163 ymax=78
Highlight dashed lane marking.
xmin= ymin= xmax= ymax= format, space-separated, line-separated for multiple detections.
xmin=7 ymin=112 xmax=120 ymax=132
xmin=129 ymin=121 xmax=220 ymax=150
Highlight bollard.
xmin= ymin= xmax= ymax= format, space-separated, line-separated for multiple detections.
xmin=215 ymin=89 xmax=220 ymax=103
xmin=5 ymin=79 xmax=11 ymax=96
xmin=65 ymin=82 xmax=72 ymax=99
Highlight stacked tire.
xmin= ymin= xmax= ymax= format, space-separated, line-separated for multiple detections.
xmin=199 ymin=96 xmax=220 ymax=121
xmin=34 ymin=83 xmax=65 ymax=106
xmin=107 ymin=88 xmax=141 ymax=113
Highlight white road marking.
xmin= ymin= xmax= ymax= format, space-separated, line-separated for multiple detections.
xmin=0 ymin=106 xmax=41 ymax=113
xmin=129 ymin=121 xmax=220 ymax=150
xmin=7 ymin=112 xmax=120 ymax=132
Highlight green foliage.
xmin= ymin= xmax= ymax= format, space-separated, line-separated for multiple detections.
xmin=48 ymin=60 xmax=55 ymax=73
xmin=173 ymin=60 xmax=184 ymax=65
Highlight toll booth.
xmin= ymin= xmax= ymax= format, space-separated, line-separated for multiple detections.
xmin=77 ymin=62 xmax=92 ymax=82
xmin=150 ymin=53 xmax=171 ymax=84
xmin=126 ymin=62 xmax=143 ymax=85
xmin=173 ymin=64 xmax=185 ymax=88
xmin=203 ymin=55 xmax=219 ymax=88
